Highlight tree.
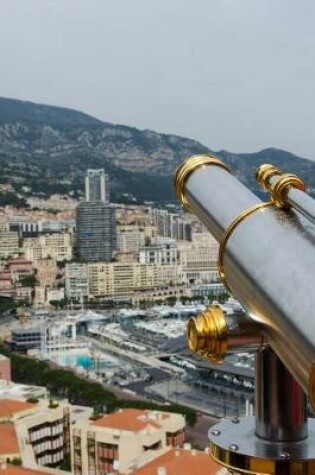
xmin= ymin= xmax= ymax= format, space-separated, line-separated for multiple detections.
xmin=49 ymin=298 xmax=68 ymax=309
xmin=19 ymin=274 xmax=38 ymax=288
xmin=166 ymin=296 xmax=177 ymax=306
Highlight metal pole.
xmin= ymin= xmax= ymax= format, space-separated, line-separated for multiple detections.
xmin=255 ymin=347 xmax=308 ymax=442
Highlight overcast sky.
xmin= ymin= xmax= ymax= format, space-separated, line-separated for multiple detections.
xmin=1 ymin=0 xmax=315 ymax=159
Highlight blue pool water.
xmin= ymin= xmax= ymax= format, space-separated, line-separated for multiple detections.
xmin=54 ymin=353 xmax=119 ymax=370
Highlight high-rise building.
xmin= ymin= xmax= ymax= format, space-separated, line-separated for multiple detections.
xmin=75 ymin=202 xmax=116 ymax=262
xmin=85 ymin=169 xmax=109 ymax=203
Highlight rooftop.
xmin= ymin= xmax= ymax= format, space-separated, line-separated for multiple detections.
xmin=0 ymin=466 xmax=49 ymax=475
xmin=91 ymin=409 xmax=168 ymax=432
xmin=8 ymin=260 xmax=32 ymax=266
xmin=133 ymin=448 xmax=221 ymax=475
xmin=0 ymin=422 xmax=19 ymax=455
xmin=0 ymin=380 xmax=47 ymax=400
xmin=0 ymin=399 xmax=37 ymax=419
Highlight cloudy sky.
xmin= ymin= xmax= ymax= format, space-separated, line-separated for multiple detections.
xmin=1 ymin=0 xmax=315 ymax=159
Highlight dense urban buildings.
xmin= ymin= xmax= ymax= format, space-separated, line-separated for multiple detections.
xmin=0 ymin=193 xmax=223 ymax=305
xmin=0 ymin=383 xmax=221 ymax=475
xmin=0 ymin=168 xmax=240 ymax=474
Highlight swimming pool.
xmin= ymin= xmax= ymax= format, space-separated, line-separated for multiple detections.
xmin=53 ymin=352 xmax=119 ymax=371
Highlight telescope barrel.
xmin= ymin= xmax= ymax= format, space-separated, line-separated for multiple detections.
xmin=287 ymin=187 xmax=315 ymax=225
xmin=175 ymin=154 xmax=315 ymax=409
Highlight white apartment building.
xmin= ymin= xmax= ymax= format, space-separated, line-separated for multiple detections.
xmin=151 ymin=209 xmax=191 ymax=241
xmin=23 ymin=233 xmax=73 ymax=263
xmin=65 ymin=263 xmax=89 ymax=299
xmin=116 ymin=225 xmax=146 ymax=254
xmin=139 ymin=242 xmax=178 ymax=266
xmin=72 ymin=408 xmax=186 ymax=475
xmin=46 ymin=288 xmax=64 ymax=303
xmin=0 ymin=398 xmax=92 ymax=471
xmin=88 ymin=262 xmax=182 ymax=299
xmin=0 ymin=217 xmax=19 ymax=259
xmin=0 ymin=231 xmax=19 ymax=259
xmin=178 ymin=239 xmax=219 ymax=284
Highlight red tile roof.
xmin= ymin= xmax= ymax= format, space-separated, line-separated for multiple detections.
xmin=0 ymin=422 xmax=19 ymax=455
xmin=0 ymin=399 xmax=37 ymax=419
xmin=0 ymin=466 xmax=49 ymax=475
xmin=133 ymin=448 xmax=221 ymax=475
xmin=91 ymin=409 xmax=165 ymax=432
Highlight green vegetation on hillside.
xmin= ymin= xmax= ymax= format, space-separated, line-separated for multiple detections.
xmin=0 ymin=97 xmax=314 ymax=204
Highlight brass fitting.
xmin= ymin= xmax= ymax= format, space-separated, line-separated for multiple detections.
xmin=187 ymin=305 xmax=228 ymax=363
xmin=174 ymin=154 xmax=230 ymax=210
xmin=256 ymin=163 xmax=305 ymax=209
xmin=271 ymin=173 xmax=305 ymax=208
xmin=187 ymin=305 xmax=263 ymax=364
xmin=256 ymin=164 xmax=282 ymax=191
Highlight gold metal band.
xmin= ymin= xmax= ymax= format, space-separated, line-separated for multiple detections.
xmin=174 ymin=154 xmax=231 ymax=209
xmin=271 ymin=173 xmax=305 ymax=208
xmin=210 ymin=444 xmax=315 ymax=475
xmin=218 ymin=202 xmax=273 ymax=290
xmin=256 ymin=163 xmax=305 ymax=208
xmin=210 ymin=450 xmax=271 ymax=475
xmin=256 ymin=164 xmax=281 ymax=191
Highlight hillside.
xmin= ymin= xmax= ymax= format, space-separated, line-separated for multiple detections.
xmin=0 ymin=97 xmax=314 ymax=203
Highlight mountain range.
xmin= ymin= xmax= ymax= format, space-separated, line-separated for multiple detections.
xmin=0 ymin=96 xmax=314 ymax=203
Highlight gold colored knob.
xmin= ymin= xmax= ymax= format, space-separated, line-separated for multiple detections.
xmin=187 ymin=305 xmax=227 ymax=363
xmin=256 ymin=163 xmax=305 ymax=208
xmin=256 ymin=164 xmax=281 ymax=191
xmin=271 ymin=173 xmax=305 ymax=208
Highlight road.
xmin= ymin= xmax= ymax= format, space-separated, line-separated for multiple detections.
xmin=87 ymin=336 xmax=186 ymax=375
xmin=186 ymin=414 xmax=219 ymax=449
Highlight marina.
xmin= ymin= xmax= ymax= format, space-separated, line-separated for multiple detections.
xmin=2 ymin=299 xmax=255 ymax=417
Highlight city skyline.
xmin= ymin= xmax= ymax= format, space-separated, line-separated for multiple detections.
xmin=1 ymin=1 xmax=315 ymax=160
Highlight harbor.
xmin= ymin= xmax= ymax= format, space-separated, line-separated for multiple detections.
xmin=1 ymin=299 xmax=255 ymax=418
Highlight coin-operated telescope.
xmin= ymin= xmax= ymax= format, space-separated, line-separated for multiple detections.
xmin=174 ymin=155 xmax=315 ymax=475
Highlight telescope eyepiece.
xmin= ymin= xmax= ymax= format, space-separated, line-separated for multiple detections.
xmin=187 ymin=305 xmax=228 ymax=363
xmin=187 ymin=305 xmax=262 ymax=364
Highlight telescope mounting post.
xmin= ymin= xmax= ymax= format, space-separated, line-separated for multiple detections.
xmin=255 ymin=347 xmax=308 ymax=443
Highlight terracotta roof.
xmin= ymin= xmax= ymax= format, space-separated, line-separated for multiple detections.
xmin=0 ymin=422 xmax=19 ymax=455
xmin=8 ymin=260 xmax=32 ymax=266
xmin=132 ymin=448 xmax=221 ymax=475
xmin=0 ymin=466 xmax=49 ymax=475
xmin=91 ymin=409 xmax=164 ymax=432
xmin=0 ymin=399 xmax=37 ymax=419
